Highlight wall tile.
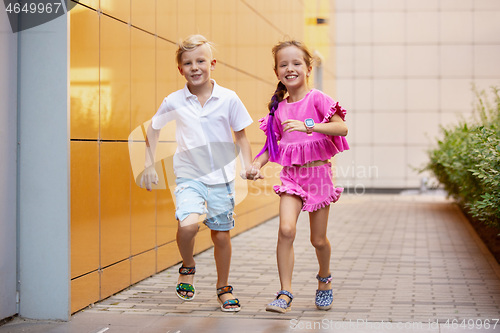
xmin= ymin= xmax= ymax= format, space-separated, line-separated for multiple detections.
xmin=406 ymin=79 xmax=439 ymax=111
xmin=474 ymin=45 xmax=500 ymax=77
xmin=354 ymin=45 xmax=373 ymax=77
xmin=440 ymin=79 xmax=474 ymax=112
xmin=373 ymin=112 xmax=406 ymax=145
xmin=406 ymin=12 xmax=439 ymax=44
xmin=373 ymin=45 xmax=405 ymax=77
xmin=372 ymin=12 xmax=405 ymax=43
xmin=440 ymin=12 xmax=473 ymax=43
xmin=440 ymin=45 xmax=473 ymax=77
xmin=372 ymin=79 xmax=406 ymax=111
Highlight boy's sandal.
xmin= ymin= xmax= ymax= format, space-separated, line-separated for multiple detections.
xmin=216 ymin=285 xmax=241 ymax=312
xmin=266 ymin=290 xmax=293 ymax=313
xmin=315 ymin=274 xmax=333 ymax=310
xmin=176 ymin=265 xmax=196 ymax=301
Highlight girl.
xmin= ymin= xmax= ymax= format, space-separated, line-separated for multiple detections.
xmin=249 ymin=40 xmax=349 ymax=313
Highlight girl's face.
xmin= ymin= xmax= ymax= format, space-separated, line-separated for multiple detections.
xmin=178 ymin=44 xmax=216 ymax=89
xmin=274 ymin=45 xmax=312 ymax=91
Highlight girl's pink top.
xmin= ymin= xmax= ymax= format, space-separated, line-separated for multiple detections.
xmin=259 ymin=89 xmax=349 ymax=166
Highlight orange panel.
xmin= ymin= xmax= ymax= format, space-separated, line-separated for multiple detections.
xmin=100 ymin=15 xmax=131 ymax=140
xmin=131 ymin=29 xmax=156 ymax=133
xmin=131 ymin=250 xmax=156 ymax=284
xmin=177 ymin=0 xmax=197 ymax=38
xmin=155 ymin=142 xmax=178 ymax=246
xmin=70 ymin=6 xmax=99 ymax=140
xmin=156 ymin=39 xmax=179 ymax=108
xmin=71 ymin=272 xmax=100 ymax=314
xmin=100 ymin=0 xmax=130 ymax=23
xmin=101 ymin=260 xmax=131 ymax=299
xmin=156 ymin=184 xmax=177 ymax=246
xmin=72 ymin=0 xmax=99 ymax=10
xmin=130 ymin=174 xmax=156 ymax=255
xmin=131 ymin=0 xmax=155 ymax=34
xmin=100 ymin=142 xmax=131 ymax=267
xmin=70 ymin=141 xmax=99 ymax=279
xmin=195 ymin=0 xmax=211 ymax=37
xmin=157 ymin=0 xmax=177 ymax=41
xmin=157 ymin=241 xmax=181 ymax=272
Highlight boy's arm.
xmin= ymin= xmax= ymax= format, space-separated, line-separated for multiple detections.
xmin=234 ymin=129 xmax=252 ymax=175
xmin=141 ymin=123 xmax=161 ymax=191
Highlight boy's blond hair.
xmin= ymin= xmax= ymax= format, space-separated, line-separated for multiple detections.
xmin=176 ymin=34 xmax=214 ymax=65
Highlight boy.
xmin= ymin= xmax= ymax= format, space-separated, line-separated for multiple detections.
xmin=140 ymin=35 xmax=253 ymax=312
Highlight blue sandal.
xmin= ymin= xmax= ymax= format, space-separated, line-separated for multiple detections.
xmin=217 ymin=285 xmax=241 ymax=312
xmin=315 ymin=274 xmax=333 ymax=310
xmin=176 ymin=265 xmax=196 ymax=301
xmin=266 ymin=290 xmax=293 ymax=313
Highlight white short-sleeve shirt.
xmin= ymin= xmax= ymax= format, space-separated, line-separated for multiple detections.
xmin=151 ymin=80 xmax=253 ymax=185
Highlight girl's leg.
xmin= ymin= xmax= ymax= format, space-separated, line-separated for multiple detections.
xmin=211 ymin=230 xmax=238 ymax=309
xmin=309 ymin=206 xmax=332 ymax=291
xmin=176 ymin=214 xmax=200 ymax=297
xmin=276 ymin=194 xmax=303 ymax=301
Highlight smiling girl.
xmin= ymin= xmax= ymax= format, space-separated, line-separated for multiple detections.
xmin=248 ymin=40 xmax=349 ymax=313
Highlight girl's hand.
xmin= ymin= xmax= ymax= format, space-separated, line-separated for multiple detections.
xmin=140 ymin=166 xmax=159 ymax=191
xmin=282 ymin=119 xmax=307 ymax=133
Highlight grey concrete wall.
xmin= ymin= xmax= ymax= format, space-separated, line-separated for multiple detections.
xmin=17 ymin=14 xmax=70 ymax=320
xmin=0 ymin=6 xmax=19 ymax=322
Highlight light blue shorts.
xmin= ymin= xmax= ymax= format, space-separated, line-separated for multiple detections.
xmin=174 ymin=178 xmax=235 ymax=231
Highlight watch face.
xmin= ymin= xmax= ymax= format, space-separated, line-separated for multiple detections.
xmin=305 ymin=118 xmax=314 ymax=127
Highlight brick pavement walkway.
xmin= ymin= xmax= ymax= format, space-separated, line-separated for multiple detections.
xmin=85 ymin=194 xmax=500 ymax=324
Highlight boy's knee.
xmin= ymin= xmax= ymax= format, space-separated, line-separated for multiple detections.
xmin=178 ymin=220 xmax=199 ymax=237
xmin=211 ymin=230 xmax=230 ymax=245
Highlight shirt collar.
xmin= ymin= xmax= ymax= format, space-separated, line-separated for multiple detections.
xmin=183 ymin=79 xmax=221 ymax=100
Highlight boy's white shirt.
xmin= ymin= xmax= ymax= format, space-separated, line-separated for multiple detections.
xmin=151 ymin=80 xmax=253 ymax=185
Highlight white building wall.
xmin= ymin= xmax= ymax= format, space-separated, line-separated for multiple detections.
xmin=334 ymin=0 xmax=500 ymax=190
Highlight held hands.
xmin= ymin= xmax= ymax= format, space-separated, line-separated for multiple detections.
xmin=140 ymin=165 xmax=159 ymax=191
xmin=240 ymin=161 xmax=264 ymax=180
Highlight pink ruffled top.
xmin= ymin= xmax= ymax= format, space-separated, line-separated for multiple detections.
xmin=259 ymin=89 xmax=349 ymax=166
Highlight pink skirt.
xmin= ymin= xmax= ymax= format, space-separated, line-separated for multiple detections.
xmin=273 ymin=163 xmax=343 ymax=212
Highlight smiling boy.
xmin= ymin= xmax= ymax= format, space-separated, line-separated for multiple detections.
xmin=141 ymin=35 xmax=253 ymax=312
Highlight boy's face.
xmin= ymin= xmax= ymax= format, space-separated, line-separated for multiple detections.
xmin=178 ymin=44 xmax=216 ymax=89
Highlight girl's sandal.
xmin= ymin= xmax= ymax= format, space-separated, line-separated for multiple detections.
xmin=315 ymin=274 xmax=333 ymax=310
xmin=176 ymin=266 xmax=196 ymax=301
xmin=216 ymin=285 xmax=241 ymax=312
xmin=266 ymin=290 xmax=293 ymax=313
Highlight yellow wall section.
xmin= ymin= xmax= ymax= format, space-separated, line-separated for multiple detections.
xmin=70 ymin=0 xmax=307 ymax=313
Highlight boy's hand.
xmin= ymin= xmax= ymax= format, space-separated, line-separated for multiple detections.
xmin=140 ymin=166 xmax=159 ymax=191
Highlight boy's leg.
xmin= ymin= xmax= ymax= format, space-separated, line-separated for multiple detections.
xmin=276 ymin=194 xmax=303 ymax=302
xmin=309 ymin=206 xmax=332 ymax=291
xmin=176 ymin=214 xmax=200 ymax=298
xmin=211 ymin=230 xmax=239 ymax=308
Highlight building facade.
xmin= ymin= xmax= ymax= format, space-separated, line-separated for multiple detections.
xmin=1 ymin=0 xmax=499 ymax=321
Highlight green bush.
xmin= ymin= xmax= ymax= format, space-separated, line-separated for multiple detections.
xmin=425 ymin=87 xmax=500 ymax=229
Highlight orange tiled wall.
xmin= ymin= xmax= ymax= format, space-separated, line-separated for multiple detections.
xmin=70 ymin=0 xmax=304 ymax=313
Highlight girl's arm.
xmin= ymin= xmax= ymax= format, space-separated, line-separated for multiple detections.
xmin=282 ymin=113 xmax=348 ymax=137
xmin=247 ymin=150 xmax=268 ymax=180
xmin=140 ymin=123 xmax=161 ymax=191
